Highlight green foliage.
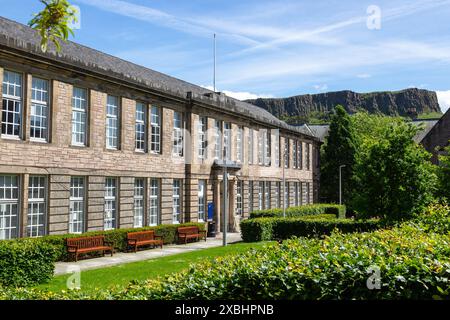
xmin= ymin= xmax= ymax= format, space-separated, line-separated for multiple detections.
xmin=240 ymin=215 xmax=379 ymax=242
xmin=28 ymin=0 xmax=77 ymax=52
xmin=351 ymin=120 xmax=437 ymax=220
xmin=320 ymin=105 xmax=357 ymax=205
xmin=15 ymin=222 xmax=206 ymax=262
xmin=249 ymin=204 xmax=346 ymax=219
xmin=0 ymin=240 xmax=57 ymax=287
xmin=281 ymin=111 xmax=331 ymax=125
xmin=4 ymin=223 xmax=450 ymax=300
xmin=436 ymin=144 xmax=450 ymax=201
xmin=410 ymin=202 xmax=450 ymax=234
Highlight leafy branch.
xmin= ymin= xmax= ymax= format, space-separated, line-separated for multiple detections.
xmin=28 ymin=0 xmax=77 ymax=53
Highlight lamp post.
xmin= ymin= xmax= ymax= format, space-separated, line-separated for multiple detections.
xmin=339 ymin=165 xmax=346 ymax=205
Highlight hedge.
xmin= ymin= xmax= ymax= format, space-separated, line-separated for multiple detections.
xmin=2 ymin=223 xmax=450 ymax=300
xmin=249 ymin=204 xmax=346 ymax=219
xmin=0 ymin=240 xmax=57 ymax=287
xmin=15 ymin=222 xmax=206 ymax=262
xmin=240 ymin=215 xmax=380 ymax=242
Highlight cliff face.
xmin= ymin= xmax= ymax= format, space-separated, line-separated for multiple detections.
xmin=245 ymin=88 xmax=441 ymax=118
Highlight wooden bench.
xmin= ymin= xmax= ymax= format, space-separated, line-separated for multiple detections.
xmin=177 ymin=226 xmax=207 ymax=244
xmin=127 ymin=230 xmax=163 ymax=252
xmin=66 ymin=236 xmax=114 ymax=262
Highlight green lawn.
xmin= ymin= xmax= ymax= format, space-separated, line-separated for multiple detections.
xmin=37 ymin=241 xmax=273 ymax=293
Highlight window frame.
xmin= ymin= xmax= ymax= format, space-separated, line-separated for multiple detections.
xmin=0 ymin=175 xmax=20 ymax=240
xmin=1 ymin=70 xmax=23 ymax=139
xmin=30 ymin=77 xmax=50 ymax=142
xmin=198 ymin=180 xmax=206 ymax=222
xmin=172 ymin=179 xmax=182 ymax=224
xmin=150 ymin=105 xmax=161 ymax=154
xmin=198 ymin=116 xmax=207 ymax=160
xmin=69 ymin=176 xmax=85 ymax=234
xmin=106 ymin=95 xmax=120 ymax=150
xmin=71 ymin=86 xmax=88 ymax=146
xmin=104 ymin=177 xmax=117 ymax=230
xmin=135 ymin=102 xmax=147 ymax=153
xmin=27 ymin=175 xmax=47 ymax=237
xmin=133 ymin=178 xmax=145 ymax=228
xmin=148 ymin=178 xmax=160 ymax=226
xmin=172 ymin=111 xmax=184 ymax=157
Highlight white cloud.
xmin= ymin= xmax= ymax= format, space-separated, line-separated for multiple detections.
xmin=201 ymin=85 xmax=274 ymax=101
xmin=313 ymin=84 xmax=328 ymax=91
xmin=436 ymin=90 xmax=450 ymax=113
xmin=357 ymin=73 xmax=371 ymax=79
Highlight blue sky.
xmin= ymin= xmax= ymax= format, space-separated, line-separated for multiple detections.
xmin=2 ymin=0 xmax=450 ymax=111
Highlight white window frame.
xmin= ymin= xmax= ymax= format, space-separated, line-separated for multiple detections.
xmin=150 ymin=106 xmax=161 ymax=153
xmin=275 ymin=182 xmax=281 ymax=208
xmin=198 ymin=116 xmax=207 ymax=159
xmin=72 ymin=87 xmax=88 ymax=146
xmin=173 ymin=112 xmax=183 ymax=157
xmin=135 ymin=102 xmax=147 ymax=152
xmin=106 ymin=95 xmax=120 ymax=150
xmin=236 ymin=126 xmax=243 ymax=163
xmin=27 ymin=175 xmax=47 ymax=237
xmin=264 ymin=181 xmax=271 ymax=209
xmin=30 ymin=77 xmax=49 ymax=142
xmin=248 ymin=181 xmax=253 ymax=213
xmin=133 ymin=178 xmax=145 ymax=228
xmin=214 ymin=120 xmax=222 ymax=160
xmin=257 ymin=130 xmax=264 ymax=165
xmin=264 ymin=130 xmax=271 ymax=166
xmin=293 ymin=141 xmax=298 ymax=169
xmin=274 ymin=131 xmax=280 ymax=167
xmin=104 ymin=177 xmax=117 ymax=230
xmin=0 ymin=175 xmax=19 ymax=240
xmin=198 ymin=180 xmax=206 ymax=222
xmin=173 ymin=179 xmax=182 ymax=223
xmin=298 ymin=141 xmax=303 ymax=170
xmin=69 ymin=177 xmax=85 ymax=234
xmin=223 ymin=122 xmax=231 ymax=161
xmin=1 ymin=70 xmax=23 ymax=139
xmin=149 ymin=178 xmax=160 ymax=226
xmin=284 ymin=138 xmax=290 ymax=168
xmin=236 ymin=181 xmax=243 ymax=216
xmin=258 ymin=181 xmax=264 ymax=210
xmin=306 ymin=143 xmax=311 ymax=170
xmin=284 ymin=182 xmax=290 ymax=209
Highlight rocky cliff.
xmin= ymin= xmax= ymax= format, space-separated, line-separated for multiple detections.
xmin=245 ymin=88 xmax=441 ymax=120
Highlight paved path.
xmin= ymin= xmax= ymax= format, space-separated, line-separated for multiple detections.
xmin=54 ymin=233 xmax=242 ymax=275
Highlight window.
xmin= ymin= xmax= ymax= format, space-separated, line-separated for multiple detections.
xmin=27 ymin=176 xmax=46 ymax=237
xmin=72 ymin=87 xmax=87 ymax=146
xmin=198 ymin=116 xmax=207 ymax=159
xmin=248 ymin=129 xmax=254 ymax=164
xmin=274 ymin=131 xmax=280 ymax=167
xmin=0 ymin=175 xmax=19 ymax=240
xmin=30 ymin=77 xmax=49 ymax=141
xmin=133 ymin=178 xmax=145 ymax=228
xmin=236 ymin=126 xmax=243 ymax=162
xmin=106 ymin=95 xmax=119 ymax=149
xmin=104 ymin=178 xmax=117 ymax=230
xmin=294 ymin=182 xmax=299 ymax=206
xmin=248 ymin=181 xmax=253 ymax=214
xmin=284 ymin=182 xmax=289 ymax=208
xmin=69 ymin=177 xmax=85 ymax=234
xmin=306 ymin=182 xmax=311 ymax=204
xmin=1 ymin=70 xmax=22 ymax=137
xmin=264 ymin=181 xmax=271 ymax=209
xmin=173 ymin=112 xmax=183 ymax=156
xmin=173 ymin=179 xmax=182 ymax=223
xmin=214 ymin=120 xmax=222 ymax=160
xmin=257 ymin=130 xmax=263 ymax=165
xmin=293 ymin=141 xmax=298 ymax=169
xmin=258 ymin=181 xmax=264 ymax=210
xmin=284 ymin=138 xmax=290 ymax=168
xmin=198 ymin=180 xmax=206 ymax=221
xmin=236 ymin=181 xmax=243 ymax=216
xmin=298 ymin=142 xmax=303 ymax=170
xmin=264 ymin=130 xmax=271 ymax=166
xmin=149 ymin=178 xmax=160 ymax=226
xmin=135 ymin=102 xmax=147 ymax=152
xmin=306 ymin=143 xmax=311 ymax=170
xmin=223 ymin=122 xmax=231 ymax=160
xmin=275 ymin=182 xmax=281 ymax=208
xmin=150 ymin=106 xmax=161 ymax=153
xmin=299 ymin=182 xmax=303 ymax=205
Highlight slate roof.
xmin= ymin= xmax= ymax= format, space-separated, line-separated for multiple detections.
xmin=0 ymin=16 xmax=316 ymax=140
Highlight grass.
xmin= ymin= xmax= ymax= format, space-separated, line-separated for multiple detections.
xmin=416 ymin=111 xmax=443 ymax=120
xmin=36 ymin=241 xmax=273 ymax=293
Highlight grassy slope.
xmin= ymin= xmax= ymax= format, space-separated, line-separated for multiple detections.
xmin=37 ymin=241 xmax=273 ymax=293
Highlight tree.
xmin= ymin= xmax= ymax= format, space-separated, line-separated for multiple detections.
xmin=320 ymin=105 xmax=357 ymax=205
xmin=351 ymin=121 xmax=437 ymax=221
xmin=28 ymin=0 xmax=77 ymax=52
xmin=436 ymin=143 xmax=450 ymax=201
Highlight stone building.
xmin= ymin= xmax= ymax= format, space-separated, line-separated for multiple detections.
xmin=420 ymin=108 xmax=450 ymax=164
xmin=0 ymin=17 xmax=320 ymax=240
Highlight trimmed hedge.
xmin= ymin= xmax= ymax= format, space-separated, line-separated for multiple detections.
xmin=3 ymin=224 xmax=450 ymax=300
xmin=15 ymin=222 xmax=206 ymax=262
xmin=240 ymin=215 xmax=380 ymax=242
xmin=0 ymin=240 xmax=57 ymax=287
xmin=249 ymin=204 xmax=346 ymax=219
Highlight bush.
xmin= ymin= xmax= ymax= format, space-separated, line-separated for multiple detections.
xmin=0 ymin=240 xmax=57 ymax=287
xmin=410 ymin=202 xmax=450 ymax=234
xmin=241 ymin=215 xmax=380 ymax=242
xmin=3 ymin=224 xmax=450 ymax=300
xmin=16 ymin=222 xmax=206 ymax=262
xmin=249 ymin=204 xmax=346 ymax=219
